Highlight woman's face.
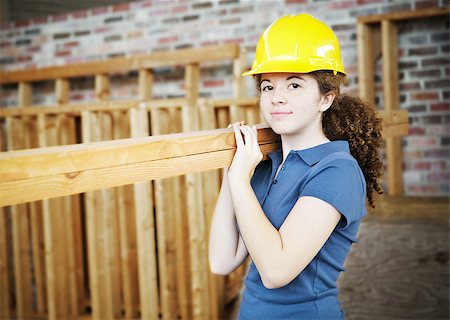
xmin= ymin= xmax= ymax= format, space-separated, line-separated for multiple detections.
xmin=259 ymin=73 xmax=330 ymax=138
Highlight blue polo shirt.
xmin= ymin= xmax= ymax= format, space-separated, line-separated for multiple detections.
xmin=238 ymin=140 xmax=367 ymax=320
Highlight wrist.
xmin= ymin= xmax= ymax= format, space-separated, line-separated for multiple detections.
xmin=227 ymin=171 xmax=251 ymax=190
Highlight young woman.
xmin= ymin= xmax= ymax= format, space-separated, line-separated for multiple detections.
xmin=209 ymin=14 xmax=383 ymax=319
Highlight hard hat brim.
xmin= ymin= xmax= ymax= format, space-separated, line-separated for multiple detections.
xmin=242 ymin=60 xmax=346 ymax=76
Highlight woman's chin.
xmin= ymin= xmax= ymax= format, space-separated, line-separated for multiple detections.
xmin=269 ymin=125 xmax=295 ymax=136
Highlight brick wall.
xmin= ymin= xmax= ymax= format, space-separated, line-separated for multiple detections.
xmin=0 ymin=0 xmax=448 ymax=196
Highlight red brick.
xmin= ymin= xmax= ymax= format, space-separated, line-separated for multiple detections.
xmin=409 ymin=127 xmax=426 ymax=135
xmin=70 ymin=93 xmax=86 ymax=101
xmin=95 ymin=26 xmax=111 ymax=33
xmin=230 ymin=5 xmax=253 ymax=14
xmin=430 ymin=103 xmax=450 ymax=112
xmin=415 ymin=0 xmax=439 ymax=9
xmin=400 ymin=82 xmax=421 ymax=91
xmin=220 ymin=17 xmax=240 ymax=25
xmin=404 ymin=150 xmax=424 ymax=159
xmin=224 ymin=38 xmax=244 ymax=44
xmin=203 ymin=80 xmax=225 ymax=88
xmin=52 ymin=14 xmax=68 ymax=22
xmin=424 ymin=149 xmax=449 ymax=158
xmin=428 ymin=173 xmax=450 ymax=183
xmin=55 ymin=50 xmax=71 ymax=57
xmin=72 ymin=10 xmax=88 ymax=19
xmin=411 ymin=92 xmax=439 ymax=101
xmin=112 ymin=3 xmax=130 ymax=12
xmin=330 ymin=1 xmax=356 ymax=9
xmin=92 ymin=6 xmax=109 ymax=15
xmin=414 ymin=162 xmax=431 ymax=170
xmin=422 ymin=115 xmax=443 ymax=124
xmin=408 ymin=47 xmax=437 ymax=56
xmin=409 ymin=69 xmax=441 ymax=78
xmin=425 ymin=79 xmax=449 ymax=89
xmin=14 ymin=20 xmax=30 ymax=28
xmin=0 ymin=22 xmax=13 ymax=30
xmin=173 ymin=5 xmax=189 ymax=14
xmin=201 ymin=40 xmax=219 ymax=46
xmin=422 ymin=57 xmax=450 ymax=67
xmin=407 ymin=184 xmax=438 ymax=193
xmin=431 ymin=161 xmax=448 ymax=170
xmin=64 ymin=41 xmax=79 ymax=48
xmin=27 ymin=46 xmax=41 ymax=53
xmin=285 ymin=0 xmax=307 ymax=3
xmin=193 ymin=2 xmax=213 ymax=9
xmin=17 ymin=56 xmax=32 ymax=62
xmin=0 ymin=41 xmax=11 ymax=48
xmin=356 ymin=0 xmax=383 ymax=4
xmin=158 ymin=36 xmax=179 ymax=45
xmin=32 ymin=17 xmax=48 ymax=25
xmin=137 ymin=0 xmax=153 ymax=8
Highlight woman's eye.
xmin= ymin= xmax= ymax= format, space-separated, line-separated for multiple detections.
xmin=288 ymin=83 xmax=300 ymax=89
xmin=262 ymin=85 xmax=273 ymax=92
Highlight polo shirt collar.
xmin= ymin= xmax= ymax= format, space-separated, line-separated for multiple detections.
xmin=268 ymin=140 xmax=350 ymax=167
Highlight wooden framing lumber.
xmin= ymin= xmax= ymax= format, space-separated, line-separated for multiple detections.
xmin=0 ymin=126 xmax=280 ymax=205
xmin=0 ymin=98 xmax=187 ymax=116
xmin=381 ymin=19 xmax=403 ymax=195
xmin=354 ymin=8 xmax=449 ymax=195
xmin=183 ymin=63 xmax=211 ymax=320
xmin=129 ymin=107 xmax=159 ymax=320
xmin=152 ymin=107 xmax=181 ymax=320
xmin=0 ymin=206 xmax=11 ymax=320
xmin=9 ymin=89 xmax=34 ymax=319
xmin=357 ymin=22 xmax=377 ymax=104
xmin=0 ymin=44 xmax=240 ymax=84
xmin=357 ymin=6 xmax=449 ymax=24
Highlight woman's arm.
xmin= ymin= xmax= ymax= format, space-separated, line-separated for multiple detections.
xmin=227 ymin=124 xmax=341 ymax=289
xmin=208 ymin=168 xmax=248 ymax=275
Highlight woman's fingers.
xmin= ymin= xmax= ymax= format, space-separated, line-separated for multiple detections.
xmin=232 ymin=123 xmax=244 ymax=148
xmin=227 ymin=120 xmax=246 ymax=128
xmin=239 ymin=125 xmax=256 ymax=148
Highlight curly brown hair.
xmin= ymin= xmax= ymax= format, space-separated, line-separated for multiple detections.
xmin=309 ymin=71 xmax=383 ymax=207
xmin=254 ymin=71 xmax=384 ymax=207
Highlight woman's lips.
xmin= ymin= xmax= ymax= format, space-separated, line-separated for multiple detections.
xmin=271 ymin=111 xmax=292 ymax=119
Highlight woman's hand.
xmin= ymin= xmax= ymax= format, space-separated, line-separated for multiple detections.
xmin=228 ymin=122 xmax=263 ymax=184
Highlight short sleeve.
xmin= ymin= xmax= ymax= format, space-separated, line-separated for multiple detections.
xmin=300 ymin=157 xmax=366 ymax=229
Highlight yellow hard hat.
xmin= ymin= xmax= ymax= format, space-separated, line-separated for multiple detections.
xmin=243 ymin=14 xmax=345 ymax=76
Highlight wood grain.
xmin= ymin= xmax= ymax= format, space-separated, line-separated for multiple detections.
xmin=0 ymin=44 xmax=239 ymax=84
xmin=0 ymin=126 xmax=280 ymax=206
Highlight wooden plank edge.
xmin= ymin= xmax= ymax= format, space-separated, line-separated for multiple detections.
xmin=357 ymin=6 xmax=449 ymax=24
xmin=0 ymin=142 xmax=280 ymax=207
xmin=0 ymin=44 xmax=240 ymax=84
xmin=0 ymin=125 xmax=279 ymax=181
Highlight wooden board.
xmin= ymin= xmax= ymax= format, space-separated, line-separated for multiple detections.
xmin=357 ymin=6 xmax=450 ymax=23
xmin=129 ymin=107 xmax=159 ymax=319
xmin=0 ymin=44 xmax=240 ymax=84
xmin=0 ymin=98 xmax=188 ymax=117
xmin=0 ymin=126 xmax=280 ymax=207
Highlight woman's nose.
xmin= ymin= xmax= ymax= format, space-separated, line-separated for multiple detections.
xmin=271 ymin=88 xmax=287 ymax=105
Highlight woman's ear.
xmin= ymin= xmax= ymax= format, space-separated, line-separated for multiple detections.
xmin=319 ymin=91 xmax=336 ymax=112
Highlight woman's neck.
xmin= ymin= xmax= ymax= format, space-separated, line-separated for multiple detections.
xmin=280 ymin=130 xmax=330 ymax=162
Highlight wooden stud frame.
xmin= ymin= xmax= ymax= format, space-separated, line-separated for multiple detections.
xmin=357 ymin=6 xmax=450 ymax=195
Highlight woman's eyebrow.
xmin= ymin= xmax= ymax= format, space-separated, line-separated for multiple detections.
xmin=260 ymin=79 xmax=271 ymax=85
xmin=286 ymin=75 xmax=304 ymax=81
